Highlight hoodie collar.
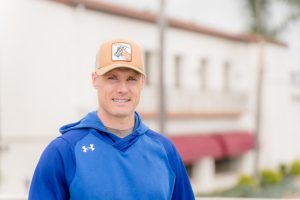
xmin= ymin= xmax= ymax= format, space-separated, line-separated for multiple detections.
xmin=59 ymin=111 xmax=149 ymax=151
xmin=60 ymin=111 xmax=148 ymax=134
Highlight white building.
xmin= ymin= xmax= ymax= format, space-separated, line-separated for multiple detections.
xmin=0 ymin=0 xmax=300 ymax=196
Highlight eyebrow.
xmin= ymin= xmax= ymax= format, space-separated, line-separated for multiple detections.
xmin=104 ymin=71 xmax=141 ymax=77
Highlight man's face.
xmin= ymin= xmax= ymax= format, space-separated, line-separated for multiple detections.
xmin=92 ymin=68 xmax=144 ymax=119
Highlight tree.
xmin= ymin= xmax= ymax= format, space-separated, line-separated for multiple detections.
xmin=243 ymin=0 xmax=300 ymax=180
xmin=244 ymin=0 xmax=300 ymax=39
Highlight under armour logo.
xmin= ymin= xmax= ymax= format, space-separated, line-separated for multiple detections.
xmin=82 ymin=144 xmax=95 ymax=152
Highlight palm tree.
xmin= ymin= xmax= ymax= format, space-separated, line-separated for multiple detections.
xmin=243 ymin=0 xmax=300 ymax=179
xmin=244 ymin=0 xmax=300 ymax=38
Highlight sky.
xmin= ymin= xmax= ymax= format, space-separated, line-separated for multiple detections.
xmin=101 ymin=0 xmax=300 ymax=71
xmin=102 ymin=0 xmax=247 ymax=33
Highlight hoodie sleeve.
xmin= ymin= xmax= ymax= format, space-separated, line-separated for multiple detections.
xmin=29 ymin=137 xmax=75 ymax=200
xmin=148 ymin=132 xmax=195 ymax=200
xmin=163 ymin=140 xmax=195 ymax=200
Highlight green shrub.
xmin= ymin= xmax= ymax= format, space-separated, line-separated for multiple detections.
xmin=237 ymin=174 xmax=257 ymax=187
xmin=260 ymin=169 xmax=282 ymax=186
xmin=290 ymin=160 xmax=300 ymax=176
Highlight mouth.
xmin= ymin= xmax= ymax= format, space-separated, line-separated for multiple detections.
xmin=112 ymin=98 xmax=131 ymax=103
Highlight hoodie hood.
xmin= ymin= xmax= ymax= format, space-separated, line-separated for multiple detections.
xmin=59 ymin=111 xmax=149 ymax=152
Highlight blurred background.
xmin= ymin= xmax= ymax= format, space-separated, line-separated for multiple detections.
xmin=0 ymin=0 xmax=300 ymax=198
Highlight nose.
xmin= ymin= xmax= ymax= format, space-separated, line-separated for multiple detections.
xmin=117 ymin=81 xmax=129 ymax=94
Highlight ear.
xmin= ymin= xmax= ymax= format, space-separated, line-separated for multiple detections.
xmin=140 ymin=75 xmax=145 ymax=89
xmin=92 ymin=72 xmax=98 ymax=88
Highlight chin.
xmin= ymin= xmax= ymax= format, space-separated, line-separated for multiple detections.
xmin=112 ymin=110 xmax=135 ymax=118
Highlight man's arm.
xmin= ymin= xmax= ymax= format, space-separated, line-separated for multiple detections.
xmin=147 ymin=131 xmax=195 ymax=200
xmin=29 ymin=138 xmax=74 ymax=200
xmin=166 ymin=142 xmax=195 ymax=200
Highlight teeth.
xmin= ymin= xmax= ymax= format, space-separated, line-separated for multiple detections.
xmin=113 ymin=99 xmax=129 ymax=103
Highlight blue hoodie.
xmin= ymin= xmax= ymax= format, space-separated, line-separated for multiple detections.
xmin=29 ymin=111 xmax=194 ymax=200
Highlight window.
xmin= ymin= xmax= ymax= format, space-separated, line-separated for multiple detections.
xmin=291 ymin=71 xmax=300 ymax=86
xmin=223 ymin=60 xmax=231 ymax=92
xmin=174 ymin=55 xmax=181 ymax=88
xmin=185 ymin=163 xmax=194 ymax=177
xmin=215 ymin=157 xmax=240 ymax=174
xmin=144 ymin=51 xmax=151 ymax=85
xmin=199 ymin=58 xmax=207 ymax=91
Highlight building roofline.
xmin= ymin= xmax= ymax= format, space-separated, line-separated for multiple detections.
xmin=51 ymin=0 xmax=287 ymax=47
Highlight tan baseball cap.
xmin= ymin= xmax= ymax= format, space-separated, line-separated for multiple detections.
xmin=95 ymin=39 xmax=146 ymax=76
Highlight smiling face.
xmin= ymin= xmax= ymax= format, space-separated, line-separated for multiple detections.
xmin=92 ymin=68 xmax=144 ymax=121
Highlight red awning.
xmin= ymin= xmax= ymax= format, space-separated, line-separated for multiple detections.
xmin=213 ymin=132 xmax=255 ymax=157
xmin=169 ymin=132 xmax=254 ymax=164
xmin=169 ymin=134 xmax=223 ymax=164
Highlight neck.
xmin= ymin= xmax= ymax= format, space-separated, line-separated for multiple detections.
xmin=97 ymin=110 xmax=135 ymax=130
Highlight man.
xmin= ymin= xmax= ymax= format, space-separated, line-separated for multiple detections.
xmin=29 ymin=39 xmax=195 ymax=199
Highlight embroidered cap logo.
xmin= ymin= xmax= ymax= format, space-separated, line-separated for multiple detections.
xmin=112 ymin=43 xmax=131 ymax=61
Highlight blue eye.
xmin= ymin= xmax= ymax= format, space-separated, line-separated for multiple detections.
xmin=128 ymin=77 xmax=137 ymax=81
xmin=108 ymin=76 xmax=117 ymax=80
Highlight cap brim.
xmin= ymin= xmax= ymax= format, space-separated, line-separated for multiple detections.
xmin=95 ymin=64 xmax=146 ymax=76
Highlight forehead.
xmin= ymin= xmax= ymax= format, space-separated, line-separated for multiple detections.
xmin=103 ymin=68 xmax=141 ymax=76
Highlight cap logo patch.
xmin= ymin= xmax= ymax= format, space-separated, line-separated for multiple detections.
xmin=112 ymin=43 xmax=131 ymax=61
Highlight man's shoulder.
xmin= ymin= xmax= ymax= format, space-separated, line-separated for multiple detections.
xmin=58 ymin=129 xmax=90 ymax=147
xmin=144 ymin=130 xmax=184 ymax=174
xmin=145 ymin=129 xmax=169 ymax=141
xmin=144 ymin=130 xmax=175 ymax=152
xmin=42 ymin=129 xmax=89 ymax=158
